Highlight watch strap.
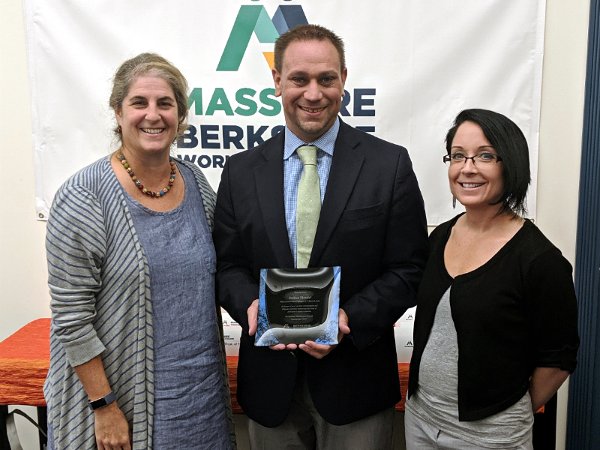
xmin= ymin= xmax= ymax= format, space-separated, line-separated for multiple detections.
xmin=89 ymin=391 xmax=116 ymax=411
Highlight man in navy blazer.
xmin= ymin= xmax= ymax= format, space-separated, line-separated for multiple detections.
xmin=214 ymin=24 xmax=428 ymax=449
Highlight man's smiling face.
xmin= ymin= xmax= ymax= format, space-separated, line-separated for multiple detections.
xmin=272 ymin=39 xmax=347 ymax=142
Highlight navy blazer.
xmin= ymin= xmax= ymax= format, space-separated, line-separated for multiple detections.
xmin=214 ymin=120 xmax=428 ymax=426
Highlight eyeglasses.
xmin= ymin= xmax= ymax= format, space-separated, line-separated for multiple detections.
xmin=443 ymin=152 xmax=503 ymax=165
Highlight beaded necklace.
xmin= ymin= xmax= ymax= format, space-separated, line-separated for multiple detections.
xmin=117 ymin=153 xmax=176 ymax=198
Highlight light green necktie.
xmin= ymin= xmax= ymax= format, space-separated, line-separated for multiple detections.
xmin=296 ymin=145 xmax=321 ymax=268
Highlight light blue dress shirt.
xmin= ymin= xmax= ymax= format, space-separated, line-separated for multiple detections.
xmin=283 ymin=118 xmax=340 ymax=267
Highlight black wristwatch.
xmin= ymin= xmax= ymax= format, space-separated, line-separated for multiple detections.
xmin=88 ymin=391 xmax=116 ymax=411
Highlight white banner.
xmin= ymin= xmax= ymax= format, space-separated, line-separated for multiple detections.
xmin=24 ymin=0 xmax=544 ymax=224
xmin=24 ymin=0 xmax=546 ymax=361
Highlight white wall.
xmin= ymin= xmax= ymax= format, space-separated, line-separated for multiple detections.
xmin=1 ymin=0 xmax=51 ymax=340
xmin=0 ymin=0 xmax=589 ymax=449
xmin=1 ymin=1 xmax=52 ymax=447
xmin=537 ymin=0 xmax=589 ymax=448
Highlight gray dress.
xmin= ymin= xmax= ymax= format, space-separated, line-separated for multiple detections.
xmin=126 ymin=163 xmax=231 ymax=449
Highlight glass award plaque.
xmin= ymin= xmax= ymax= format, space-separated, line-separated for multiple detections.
xmin=255 ymin=267 xmax=341 ymax=346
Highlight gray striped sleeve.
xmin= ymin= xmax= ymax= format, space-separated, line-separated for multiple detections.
xmin=47 ymin=179 xmax=107 ymax=366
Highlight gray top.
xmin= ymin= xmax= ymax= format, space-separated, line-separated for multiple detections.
xmin=44 ymin=156 xmax=233 ymax=449
xmin=405 ymin=287 xmax=534 ymax=448
xmin=126 ymin=164 xmax=231 ymax=449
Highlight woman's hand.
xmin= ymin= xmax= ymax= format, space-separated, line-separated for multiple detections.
xmin=73 ymin=356 xmax=131 ymax=449
xmin=94 ymin=402 xmax=131 ymax=450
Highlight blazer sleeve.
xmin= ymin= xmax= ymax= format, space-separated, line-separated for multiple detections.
xmin=342 ymin=148 xmax=429 ymax=350
xmin=213 ymin=160 xmax=260 ymax=332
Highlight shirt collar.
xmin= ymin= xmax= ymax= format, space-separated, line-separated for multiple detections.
xmin=283 ymin=117 xmax=340 ymax=160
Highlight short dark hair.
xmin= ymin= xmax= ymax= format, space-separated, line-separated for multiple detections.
xmin=274 ymin=24 xmax=345 ymax=72
xmin=445 ymin=109 xmax=531 ymax=216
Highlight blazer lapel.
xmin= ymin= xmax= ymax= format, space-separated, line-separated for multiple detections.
xmin=310 ymin=123 xmax=365 ymax=265
xmin=254 ymin=134 xmax=295 ymax=268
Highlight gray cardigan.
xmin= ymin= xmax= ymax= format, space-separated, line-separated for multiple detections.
xmin=44 ymin=156 xmax=234 ymax=449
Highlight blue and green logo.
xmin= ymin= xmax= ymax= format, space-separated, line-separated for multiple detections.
xmin=217 ymin=4 xmax=308 ymax=71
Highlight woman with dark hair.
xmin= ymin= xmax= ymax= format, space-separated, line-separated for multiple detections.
xmin=405 ymin=109 xmax=579 ymax=449
xmin=44 ymin=53 xmax=235 ymax=449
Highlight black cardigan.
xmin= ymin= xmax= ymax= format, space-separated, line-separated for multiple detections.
xmin=408 ymin=215 xmax=579 ymax=421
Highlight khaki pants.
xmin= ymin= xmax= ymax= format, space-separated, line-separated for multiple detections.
xmin=248 ymin=375 xmax=394 ymax=450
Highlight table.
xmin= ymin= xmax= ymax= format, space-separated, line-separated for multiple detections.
xmin=0 ymin=318 xmax=49 ymax=450
xmin=0 ymin=320 xmax=411 ymax=448
xmin=227 ymin=357 xmax=410 ymax=414
xmin=0 ymin=319 xmax=556 ymax=449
